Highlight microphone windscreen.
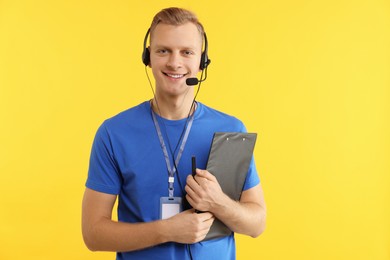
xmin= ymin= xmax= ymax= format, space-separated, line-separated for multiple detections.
xmin=186 ymin=78 xmax=199 ymax=86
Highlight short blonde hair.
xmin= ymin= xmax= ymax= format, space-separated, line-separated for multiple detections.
xmin=150 ymin=7 xmax=205 ymax=37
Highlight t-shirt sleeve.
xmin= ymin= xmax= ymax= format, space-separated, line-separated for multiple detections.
xmin=243 ymin=157 xmax=260 ymax=190
xmin=85 ymin=122 xmax=122 ymax=195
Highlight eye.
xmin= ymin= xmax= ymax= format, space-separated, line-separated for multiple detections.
xmin=183 ymin=50 xmax=194 ymax=56
xmin=156 ymin=49 xmax=168 ymax=54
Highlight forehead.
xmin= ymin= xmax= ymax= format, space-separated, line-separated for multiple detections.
xmin=150 ymin=22 xmax=203 ymax=49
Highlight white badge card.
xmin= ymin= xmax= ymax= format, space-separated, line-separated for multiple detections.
xmin=160 ymin=197 xmax=182 ymax=220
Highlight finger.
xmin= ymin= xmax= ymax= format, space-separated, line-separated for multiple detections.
xmin=186 ymin=208 xmax=196 ymax=214
xmin=194 ymin=175 xmax=212 ymax=190
xmin=195 ymin=169 xmax=217 ymax=182
xmin=185 ymin=186 xmax=198 ymax=201
xmin=199 ymin=212 xmax=214 ymax=221
xmin=186 ymin=174 xmax=196 ymax=185
xmin=185 ymin=194 xmax=196 ymax=208
xmin=195 ymin=168 xmax=208 ymax=177
xmin=186 ymin=176 xmax=200 ymax=192
xmin=203 ymin=215 xmax=215 ymax=226
xmin=186 ymin=177 xmax=203 ymax=195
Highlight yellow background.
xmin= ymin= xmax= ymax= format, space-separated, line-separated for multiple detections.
xmin=1 ymin=0 xmax=389 ymax=259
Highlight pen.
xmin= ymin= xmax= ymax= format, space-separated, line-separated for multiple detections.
xmin=191 ymin=156 xmax=203 ymax=213
xmin=192 ymin=156 xmax=196 ymax=177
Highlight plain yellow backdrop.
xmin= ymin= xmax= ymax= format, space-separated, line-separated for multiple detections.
xmin=1 ymin=0 xmax=389 ymax=259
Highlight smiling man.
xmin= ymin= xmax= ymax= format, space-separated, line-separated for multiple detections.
xmin=82 ymin=7 xmax=266 ymax=260
xmin=151 ymin=22 xmax=201 ymax=103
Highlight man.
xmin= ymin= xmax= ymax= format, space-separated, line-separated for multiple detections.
xmin=82 ymin=7 xmax=266 ymax=260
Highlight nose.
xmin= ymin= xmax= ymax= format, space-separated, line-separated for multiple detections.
xmin=166 ymin=52 xmax=182 ymax=70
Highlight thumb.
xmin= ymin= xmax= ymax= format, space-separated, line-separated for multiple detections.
xmin=195 ymin=169 xmax=214 ymax=180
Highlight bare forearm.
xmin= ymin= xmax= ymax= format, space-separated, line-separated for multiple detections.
xmin=83 ymin=209 xmax=215 ymax=252
xmin=186 ymin=171 xmax=267 ymax=237
xmin=213 ymin=194 xmax=266 ymax=238
xmin=83 ymin=218 xmax=168 ymax=252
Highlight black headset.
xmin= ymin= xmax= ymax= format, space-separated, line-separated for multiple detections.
xmin=142 ymin=28 xmax=211 ymax=70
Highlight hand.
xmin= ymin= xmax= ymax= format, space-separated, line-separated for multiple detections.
xmin=166 ymin=209 xmax=214 ymax=244
xmin=185 ymin=169 xmax=226 ymax=212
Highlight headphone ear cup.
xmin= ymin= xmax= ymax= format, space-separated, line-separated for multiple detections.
xmin=142 ymin=47 xmax=150 ymax=66
xmin=200 ymin=52 xmax=210 ymax=70
xmin=142 ymin=28 xmax=151 ymax=66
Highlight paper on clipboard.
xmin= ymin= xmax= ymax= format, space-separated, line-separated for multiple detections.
xmin=203 ymin=132 xmax=257 ymax=241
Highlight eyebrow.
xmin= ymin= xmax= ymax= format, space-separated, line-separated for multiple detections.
xmin=153 ymin=44 xmax=199 ymax=50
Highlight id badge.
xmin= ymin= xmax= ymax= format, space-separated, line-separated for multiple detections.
xmin=160 ymin=197 xmax=182 ymax=219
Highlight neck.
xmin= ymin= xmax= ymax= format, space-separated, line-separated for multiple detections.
xmin=151 ymin=93 xmax=196 ymax=120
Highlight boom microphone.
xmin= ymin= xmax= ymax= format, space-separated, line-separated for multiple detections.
xmin=186 ymin=77 xmax=203 ymax=86
xmin=186 ymin=64 xmax=209 ymax=86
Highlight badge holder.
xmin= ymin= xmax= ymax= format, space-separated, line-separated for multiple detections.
xmin=160 ymin=197 xmax=182 ymax=219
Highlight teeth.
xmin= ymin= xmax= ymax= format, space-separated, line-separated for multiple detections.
xmin=166 ymin=73 xmax=184 ymax=78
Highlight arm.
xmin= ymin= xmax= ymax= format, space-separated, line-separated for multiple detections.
xmin=185 ymin=169 xmax=266 ymax=238
xmin=82 ymin=188 xmax=215 ymax=252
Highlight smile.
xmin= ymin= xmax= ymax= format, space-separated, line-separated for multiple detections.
xmin=163 ymin=72 xmax=187 ymax=79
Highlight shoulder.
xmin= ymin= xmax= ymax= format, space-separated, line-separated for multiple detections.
xmin=105 ymin=101 xmax=150 ymax=127
xmin=197 ymin=103 xmax=246 ymax=132
xmin=99 ymin=101 xmax=151 ymax=131
xmin=95 ymin=101 xmax=152 ymax=139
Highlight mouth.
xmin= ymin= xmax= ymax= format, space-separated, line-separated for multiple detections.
xmin=162 ymin=72 xmax=188 ymax=79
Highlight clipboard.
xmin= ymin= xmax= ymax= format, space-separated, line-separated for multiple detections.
xmin=203 ymin=132 xmax=257 ymax=241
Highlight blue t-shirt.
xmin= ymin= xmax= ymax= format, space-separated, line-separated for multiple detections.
xmin=86 ymin=101 xmax=260 ymax=260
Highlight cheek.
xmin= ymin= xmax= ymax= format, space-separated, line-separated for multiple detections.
xmin=150 ymin=66 xmax=161 ymax=79
xmin=149 ymin=53 xmax=163 ymax=64
xmin=190 ymin=59 xmax=201 ymax=72
xmin=149 ymin=56 xmax=164 ymax=70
